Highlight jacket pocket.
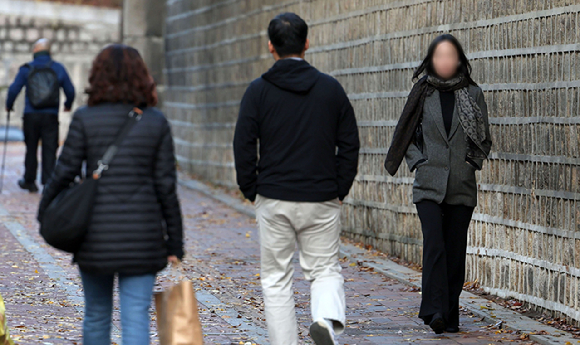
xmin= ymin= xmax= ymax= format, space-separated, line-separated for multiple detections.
xmin=418 ymin=159 xmax=429 ymax=167
xmin=466 ymin=161 xmax=477 ymax=170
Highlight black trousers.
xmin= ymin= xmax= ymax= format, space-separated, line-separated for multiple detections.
xmin=23 ymin=113 xmax=59 ymax=185
xmin=416 ymin=200 xmax=474 ymax=328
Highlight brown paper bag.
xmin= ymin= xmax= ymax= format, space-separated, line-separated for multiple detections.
xmin=155 ymin=281 xmax=203 ymax=345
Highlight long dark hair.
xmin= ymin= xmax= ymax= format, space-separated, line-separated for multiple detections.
xmin=86 ymin=44 xmax=157 ymax=107
xmin=413 ymin=34 xmax=477 ymax=85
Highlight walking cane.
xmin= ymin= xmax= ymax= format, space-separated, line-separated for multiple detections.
xmin=0 ymin=110 xmax=11 ymax=194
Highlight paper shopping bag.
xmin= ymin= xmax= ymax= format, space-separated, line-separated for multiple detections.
xmin=155 ymin=281 xmax=203 ymax=345
xmin=0 ymin=294 xmax=14 ymax=345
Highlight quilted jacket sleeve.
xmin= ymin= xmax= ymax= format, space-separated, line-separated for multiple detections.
xmin=154 ymin=119 xmax=184 ymax=260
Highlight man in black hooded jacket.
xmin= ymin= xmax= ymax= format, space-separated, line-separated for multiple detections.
xmin=233 ymin=12 xmax=359 ymax=345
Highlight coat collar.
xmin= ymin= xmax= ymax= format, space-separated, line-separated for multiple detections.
xmin=33 ymin=51 xmax=51 ymax=60
xmin=425 ymin=89 xmax=461 ymax=142
xmin=448 ymin=98 xmax=461 ymax=139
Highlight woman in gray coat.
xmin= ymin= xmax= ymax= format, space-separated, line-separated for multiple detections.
xmin=385 ymin=34 xmax=492 ymax=334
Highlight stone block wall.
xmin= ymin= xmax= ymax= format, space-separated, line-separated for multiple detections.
xmin=122 ymin=0 xmax=166 ymax=99
xmin=0 ymin=0 xmax=120 ymax=138
xmin=41 ymin=0 xmax=122 ymax=7
xmin=163 ymin=0 xmax=580 ymax=323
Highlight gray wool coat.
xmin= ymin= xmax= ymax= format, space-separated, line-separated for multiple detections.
xmin=405 ymin=85 xmax=492 ymax=207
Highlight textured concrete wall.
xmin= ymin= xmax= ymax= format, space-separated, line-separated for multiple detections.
xmin=0 ymin=0 xmax=120 ymax=138
xmin=122 ymin=0 xmax=166 ymax=88
xmin=163 ymin=0 xmax=580 ymax=323
xmin=39 ymin=0 xmax=122 ymax=7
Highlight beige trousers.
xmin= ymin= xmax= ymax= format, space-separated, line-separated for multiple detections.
xmin=255 ymin=195 xmax=346 ymax=345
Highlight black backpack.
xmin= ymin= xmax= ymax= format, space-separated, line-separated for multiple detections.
xmin=25 ymin=61 xmax=60 ymax=109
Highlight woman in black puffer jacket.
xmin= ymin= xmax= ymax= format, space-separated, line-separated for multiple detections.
xmin=38 ymin=44 xmax=183 ymax=345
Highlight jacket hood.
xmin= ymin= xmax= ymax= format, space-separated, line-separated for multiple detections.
xmin=261 ymin=59 xmax=320 ymax=94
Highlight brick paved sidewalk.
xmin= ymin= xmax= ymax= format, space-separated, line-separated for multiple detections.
xmin=0 ymin=143 xmax=538 ymax=344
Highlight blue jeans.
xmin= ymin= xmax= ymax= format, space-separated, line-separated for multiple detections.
xmin=80 ymin=270 xmax=156 ymax=345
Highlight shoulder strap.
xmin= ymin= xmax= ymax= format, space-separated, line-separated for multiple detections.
xmin=92 ymin=107 xmax=144 ymax=179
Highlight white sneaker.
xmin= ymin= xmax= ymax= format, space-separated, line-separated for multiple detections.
xmin=309 ymin=319 xmax=337 ymax=345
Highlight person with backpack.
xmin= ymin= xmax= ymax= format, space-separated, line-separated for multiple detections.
xmin=233 ymin=13 xmax=359 ymax=345
xmin=5 ymin=38 xmax=75 ymax=193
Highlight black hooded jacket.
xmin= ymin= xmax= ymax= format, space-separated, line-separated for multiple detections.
xmin=233 ymin=59 xmax=360 ymax=202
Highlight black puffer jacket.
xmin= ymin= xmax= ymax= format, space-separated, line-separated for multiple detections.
xmin=38 ymin=103 xmax=184 ymax=275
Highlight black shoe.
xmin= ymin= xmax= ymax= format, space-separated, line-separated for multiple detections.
xmin=310 ymin=320 xmax=336 ymax=345
xmin=445 ymin=326 xmax=460 ymax=333
xmin=18 ymin=179 xmax=39 ymax=193
xmin=429 ymin=313 xmax=446 ymax=334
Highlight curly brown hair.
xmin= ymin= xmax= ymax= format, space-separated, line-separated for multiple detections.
xmin=86 ymin=44 xmax=157 ymax=107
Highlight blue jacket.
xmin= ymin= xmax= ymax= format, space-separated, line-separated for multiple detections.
xmin=6 ymin=52 xmax=75 ymax=115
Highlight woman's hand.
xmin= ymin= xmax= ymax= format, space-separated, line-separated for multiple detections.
xmin=168 ymin=255 xmax=180 ymax=265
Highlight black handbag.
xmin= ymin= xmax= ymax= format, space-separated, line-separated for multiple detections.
xmin=40 ymin=107 xmax=143 ymax=253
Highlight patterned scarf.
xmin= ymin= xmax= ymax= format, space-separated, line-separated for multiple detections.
xmin=384 ymin=74 xmax=488 ymax=176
